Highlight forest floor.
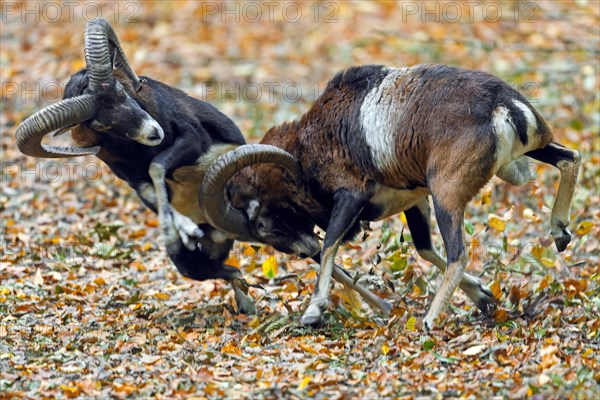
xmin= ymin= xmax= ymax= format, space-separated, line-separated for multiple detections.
xmin=1 ymin=1 xmax=599 ymax=399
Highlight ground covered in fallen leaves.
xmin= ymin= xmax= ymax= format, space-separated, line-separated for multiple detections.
xmin=1 ymin=1 xmax=599 ymax=399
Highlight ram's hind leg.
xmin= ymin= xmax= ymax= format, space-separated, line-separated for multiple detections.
xmin=168 ymin=241 xmax=256 ymax=315
xmin=526 ymin=143 xmax=581 ymax=252
xmin=405 ymin=199 xmax=496 ymax=315
xmin=421 ymin=193 xmax=469 ymax=330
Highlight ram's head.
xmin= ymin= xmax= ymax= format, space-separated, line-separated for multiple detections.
xmin=16 ymin=18 xmax=163 ymax=159
xmin=199 ymin=144 xmax=321 ymax=258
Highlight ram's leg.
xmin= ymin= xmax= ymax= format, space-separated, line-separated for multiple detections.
xmin=526 ymin=143 xmax=581 ymax=252
xmin=312 ymin=252 xmax=392 ymax=314
xmin=149 ymin=144 xmax=205 ymax=253
xmin=172 ymin=210 xmax=204 ymax=251
xmin=422 ymin=194 xmax=468 ymax=331
xmin=138 ymin=181 xmax=203 ymax=252
xmin=168 ymin=243 xmax=256 ymax=314
xmin=405 ymin=199 xmax=495 ymax=315
xmin=301 ymin=190 xmax=366 ymax=327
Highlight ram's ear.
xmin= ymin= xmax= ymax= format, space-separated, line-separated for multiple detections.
xmin=245 ymin=199 xmax=260 ymax=221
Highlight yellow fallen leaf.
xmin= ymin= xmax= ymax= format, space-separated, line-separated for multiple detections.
xmin=305 ymin=270 xmax=317 ymax=280
xmin=400 ymin=211 xmax=407 ymax=225
xmin=381 ymin=342 xmax=390 ymax=355
xmin=342 ymin=255 xmax=353 ymax=268
xmin=243 ymin=246 xmax=257 ymax=258
xmin=541 ymin=257 xmax=556 ymax=267
xmin=488 ymin=214 xmax=506 ymax=232
xmin=297 ymin=376 xmax=311 ymax=390
xmin=531 ymin=245 xmax=543 ymax=261
xmin=93 ymin=277 xmax=106 ymax=286
xmin=537 ymin=274 xmax=552 ymax=292
xmin=153 ymin=292 xmax=170 ymax=300
xmin=60 ymin=385 xmax=80 ymax=398
xmin=481 ymin=186 xmax=492 ymax=205
xmin=225 ymin=256 xmax=240 ymax=269
xmin=299 ymin=343 xmax=318 ymax=355
xmin=262 ymin=257 xmax=278 ymax=279
xmin=406 ymin=316 xmax=416 ymax=331
xmin=576 ymin=220 xmax=594 ymax=235
xmin=221 ymin=342 xmax=242 ymax=356
xmin=145 ymin=217 xmax=159 ymax=227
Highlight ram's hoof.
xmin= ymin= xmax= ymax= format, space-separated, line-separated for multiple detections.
xmin=236 ymin=296 xmax=257 ymax=315
xmin=422 ymin=315 xmax=435 ymax=332
xmin=553 ymin=227 xmax=572 ymax=253
xmin=475 ymin=284 xmax=497 ymax=316
xmin=173 ymin=214 xmax=204 ymax=251
xmin=301 ymin=305 xmax=324 ymax=327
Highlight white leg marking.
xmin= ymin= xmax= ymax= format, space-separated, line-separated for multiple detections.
xmin=231 ymin=276 xmax=257 ymax=315
xmin=149 ymin=163 xmax=180 ymax=253
xmin=419 ymin=250 xmax=494 ymax=312
xmin=423 ymin=255 xmax=467 ymax=330
xmin=301 ymin=244 xmax=339 ymax=326
xmin=551 ymin=151 xmax=581 ymax=251
xmin=172 ymin=210 xmax=204 ymax=251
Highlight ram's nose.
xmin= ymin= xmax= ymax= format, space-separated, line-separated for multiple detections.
xmin=135 ymin=118 xmax=164 ymax=146
xmin=293 ymin=235 xmax=320 ymax=259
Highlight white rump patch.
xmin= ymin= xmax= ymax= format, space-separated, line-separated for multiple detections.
xmin=491 ymin=106 xmax=515 ymax=168
xmin=360 ymin=68 xmax=408 ymax=172
xmin=512 ymin=99 xmax=538 ymax=138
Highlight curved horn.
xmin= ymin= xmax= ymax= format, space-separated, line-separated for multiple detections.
xmin=16 ymin=95 xmax=100 ymax=158
xmin=200 ymin=144 xmax=301 ymax=238
xmin=84 ymin=19 xmax=142 ymax=92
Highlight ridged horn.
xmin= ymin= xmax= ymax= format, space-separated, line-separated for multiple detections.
xmin=84 ymin=18 xmax=142 ymax=91
xmin=200 ymin=144 xmax=301 ymax=238
xmin=16 ymin=95 xmax=99 ymax=158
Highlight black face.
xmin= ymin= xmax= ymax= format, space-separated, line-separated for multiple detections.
xmin=64 ymin=70 xmax=164 ymax=146
xmin=244 ymin=200 xmax=320 ymax=259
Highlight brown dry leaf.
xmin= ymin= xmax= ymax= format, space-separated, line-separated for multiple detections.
xmin=221 ymin=342 xmax=242 ymax=356
xmin=490 ymin=280 xmax=503 ymax=301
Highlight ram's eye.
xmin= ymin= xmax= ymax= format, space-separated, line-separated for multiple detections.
xmin=90 ymin=120 xmax=109 ymax=131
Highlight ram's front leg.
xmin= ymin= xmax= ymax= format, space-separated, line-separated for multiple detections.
xmin=137 ymin=181 xmax=203 ymax=252
xmin=149 ymin=145 xmax=204 ymax=253
xmin=301 ymin=189 xmax=367 ymax=327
